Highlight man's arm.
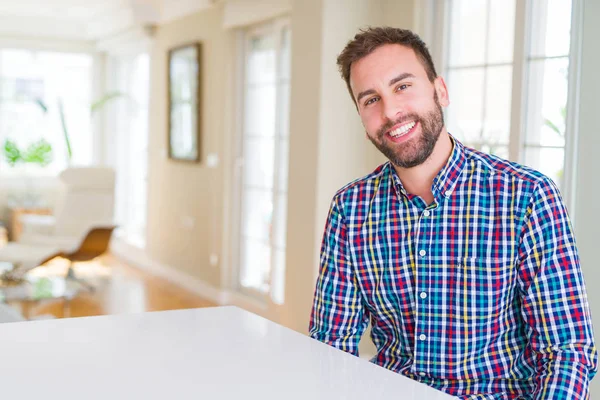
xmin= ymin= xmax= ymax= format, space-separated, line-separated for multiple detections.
xmin=518 ymin=177 xmax=597 ymax=399
xmin=309 ymin=197 xmax=369 ymax=356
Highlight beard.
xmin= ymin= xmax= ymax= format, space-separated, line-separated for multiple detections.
xmin=368 ymin=92 xmax=444 ymax=169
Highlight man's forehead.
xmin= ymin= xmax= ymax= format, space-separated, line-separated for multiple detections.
xmin=349 ymin=45 xmax=423 ymax=92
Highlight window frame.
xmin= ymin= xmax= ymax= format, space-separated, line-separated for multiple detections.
xmin=427 ymin=0 xmax=583 ymax=216
xmin=231 ymin=17 xmax=291 ymax=305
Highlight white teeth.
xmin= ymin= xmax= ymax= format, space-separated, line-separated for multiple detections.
xmin=390 ymin=121 xmax=416 ymax=137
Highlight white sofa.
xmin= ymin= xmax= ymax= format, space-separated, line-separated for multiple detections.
xmin=20 ymin=167 xmax=115 ymax=248
xmin=0 ymin=167 xmax=115 ymax=270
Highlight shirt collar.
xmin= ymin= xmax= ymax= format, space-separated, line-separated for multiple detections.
xmin=432 ymin=134 xmax=466 ymax=199
xmin=389 ymin=133 xmax=466 ymax=201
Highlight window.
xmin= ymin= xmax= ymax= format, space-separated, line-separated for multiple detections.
xmin=0 ymin=49 xmax=93 ymax=173
xmin=107 ymin=53 xmax=150 ymax=248
xmin=442 ymin=0 xmax=577 ymax=195
xmin=234 ymin=19 xmax=291 ymax=305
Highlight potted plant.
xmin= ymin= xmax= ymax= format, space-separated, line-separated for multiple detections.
xmin=3 ymin=138 xmax=53 ymax=168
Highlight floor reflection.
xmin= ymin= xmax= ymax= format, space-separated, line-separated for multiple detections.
xmin=8 ymin=254 xmax=215 ymax=319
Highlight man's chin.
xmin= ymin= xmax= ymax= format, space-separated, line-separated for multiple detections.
xmin=388 ymin=142 xmax=434 ymax=168
xmin=390 ymin=156 xmax=427 ymax=169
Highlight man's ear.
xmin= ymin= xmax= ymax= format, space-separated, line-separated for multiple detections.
xmin=434 ymin=76 xmax=450 ymax=107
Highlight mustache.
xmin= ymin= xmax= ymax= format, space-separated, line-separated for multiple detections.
xmin=377 ymin=114 xmax=420 ymax=138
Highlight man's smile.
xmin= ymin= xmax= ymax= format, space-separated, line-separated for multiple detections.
xmin=386 ymin=120 xmax=418 ymax=142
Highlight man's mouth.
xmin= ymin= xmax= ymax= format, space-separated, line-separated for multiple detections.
xmin=387 ymin=120 xmax=417 ymax=139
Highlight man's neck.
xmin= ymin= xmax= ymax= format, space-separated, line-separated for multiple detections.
xmin=393 ymin=130 xmax=453 ymax=205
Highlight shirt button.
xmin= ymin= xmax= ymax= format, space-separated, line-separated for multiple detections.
xmin=419 ymin=372 xmax=426 ymax=377
xmin=420 ymin=292 xmax=427 ymax=299
xmin=419 ymin=250 xmax=426 ymax=257
xmin=419 ymin=334 xmax=427 ymax=341
xmin=445 ymin=190 xmax=453 ymax=197
xmin=423 ymin=210 xmax=430 ymax=217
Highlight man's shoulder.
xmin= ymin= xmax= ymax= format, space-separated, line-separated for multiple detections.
xmin=332 ymin=162 xmax=391 ymax=202
xmin=463 ymin=145 xmax=552 ymax=188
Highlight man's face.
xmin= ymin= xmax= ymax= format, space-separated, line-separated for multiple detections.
xmin=349 ymin=44 xmax=449 ymax=168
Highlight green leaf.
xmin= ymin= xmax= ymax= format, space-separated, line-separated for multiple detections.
xmin=58 ymin=99 xmax=72 ymax=161
xmin=90 ymin=91 xmax=126 ymax=114
xmin=544 ymin=117 xmax=563 ymax=137
xmin=22 ymin=139 xmax=53 ymax=166
xmin=33 ymin=98 xmax=48 ymax=113
xmin=3 ymin=139 xmax=22 ymax=166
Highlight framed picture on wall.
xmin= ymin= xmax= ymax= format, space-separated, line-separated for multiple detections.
xmin=168 ymin=42 xmax=202 ymax=162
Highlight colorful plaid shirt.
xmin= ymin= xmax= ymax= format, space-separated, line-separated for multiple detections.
xmin=309 ymin=136 xmax=597 ymax=399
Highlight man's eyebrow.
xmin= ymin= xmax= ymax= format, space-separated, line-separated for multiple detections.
xmin=355 ymin=73 xmax=416 ymax=104
xmin=389 ymin=72 xmax=416 ymax=86
xmin=356 ymin=89 xmax=376 ymax=104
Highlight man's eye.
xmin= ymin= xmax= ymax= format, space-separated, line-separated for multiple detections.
xmin=365 ymin=97 xmax=379 ymax=106
xmin=396 ymin=84 xmax=409 ymax=92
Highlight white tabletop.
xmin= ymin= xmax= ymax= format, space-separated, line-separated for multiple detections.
xmin=0 ymin=306 xmax=456 ymax=399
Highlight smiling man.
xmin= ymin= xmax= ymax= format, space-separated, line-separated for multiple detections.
xmin=309 ymin=27 xmax=597 ymax=399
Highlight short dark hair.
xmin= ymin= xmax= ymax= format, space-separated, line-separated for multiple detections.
xmin=337 ymin=27 xmax=438 ymax=105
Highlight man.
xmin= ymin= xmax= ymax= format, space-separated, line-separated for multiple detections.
xmin=309 ymin=27 xmax=597 ymax=399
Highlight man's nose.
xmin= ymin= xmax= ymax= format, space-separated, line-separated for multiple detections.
xmin=382 ymin=96 xmax=403 ymax=121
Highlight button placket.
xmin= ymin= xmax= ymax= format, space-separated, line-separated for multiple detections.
xmin=414 ymin=205 xmax=432 ymax=375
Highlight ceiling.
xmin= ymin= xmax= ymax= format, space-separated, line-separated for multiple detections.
xmin=0 ymin=0 xmax=127 ymax=19
xmin=0 ymin=0 xmax=215 ymax=41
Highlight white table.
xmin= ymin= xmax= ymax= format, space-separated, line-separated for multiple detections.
xmin=0 ymin=306 xmax=456 ymax=399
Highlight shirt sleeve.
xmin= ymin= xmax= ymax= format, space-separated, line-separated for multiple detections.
xmin=517 ymin=177 xmax=598 ymax=399
xmin=308 ymin=196 xmax=369 ymax=356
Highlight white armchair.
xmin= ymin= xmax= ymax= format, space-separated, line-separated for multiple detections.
xmin=18 ymin=167 xmax=116 ymax=249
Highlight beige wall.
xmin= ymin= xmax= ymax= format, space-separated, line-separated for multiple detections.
xmin=282 ymin=0 xmax=415 ymax=334
xmin=279 ymin=0 xmax=324 ymax=329
xmin=146 ymin=5 xmax=233 ymax=288
xmin=141 ymin=0 xmax=417 ymax=333
xmin=143 ymin=0 xmax=414 ymax=335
